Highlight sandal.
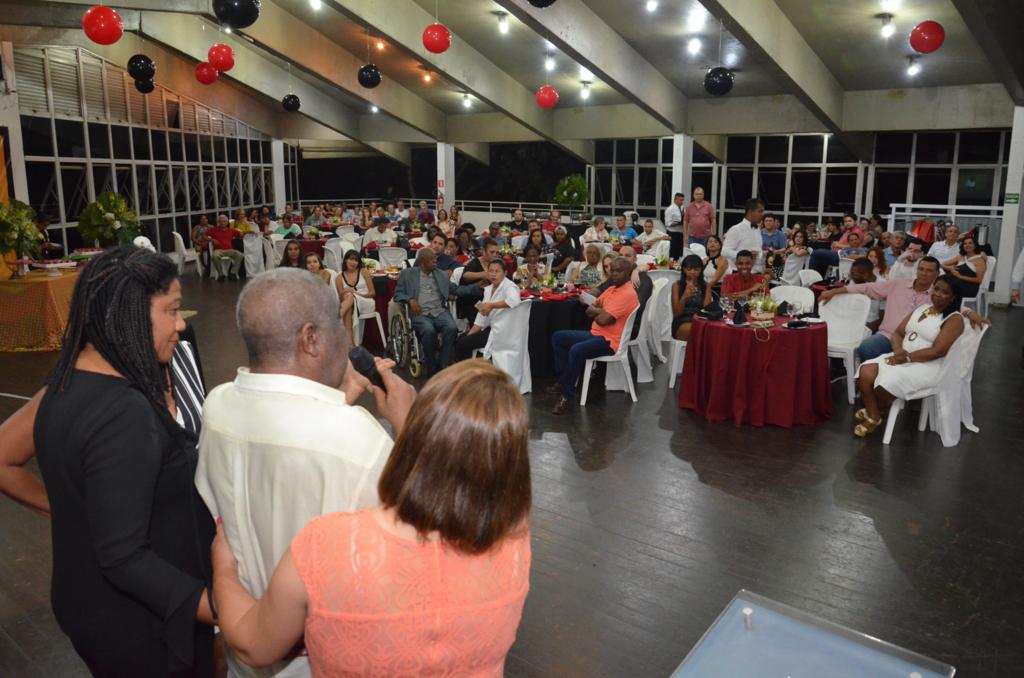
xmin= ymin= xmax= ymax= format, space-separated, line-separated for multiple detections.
xmin=854 ymin=408 xmax=870 ymax=422
xmin=854 ymin=416 xmax=883 ymax=437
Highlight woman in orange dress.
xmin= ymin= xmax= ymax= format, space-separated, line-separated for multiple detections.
xmin=212 ymin=360 xmax=532 ymax=677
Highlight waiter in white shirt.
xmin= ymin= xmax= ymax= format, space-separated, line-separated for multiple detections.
xmin=455 ymin=258 xmax=522 ymax=360
xmin=722 ymin=197 xmax=767 ymax=272
xmin=196 ymin=269 xmax=415 ymax=678
xmin=663 ymin=191 xmax=686 ymax=260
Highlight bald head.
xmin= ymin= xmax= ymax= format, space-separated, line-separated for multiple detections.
xmin=237 ymin=268 xmax=346 ymax=384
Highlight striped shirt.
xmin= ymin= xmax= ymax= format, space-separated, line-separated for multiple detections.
xmin=171 ymin=340 xmax=205 ymax=437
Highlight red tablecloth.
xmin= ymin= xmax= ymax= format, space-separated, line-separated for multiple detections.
xmin=679 ymin=316 xmax=832 ymax=427
xmin=300 ymin=239 xmax=327 ymax=259
xmin=364 ymin=274 xmax=399 ymax=350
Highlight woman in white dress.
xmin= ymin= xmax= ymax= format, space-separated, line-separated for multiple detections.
xmin=701 ymin=234 xmax=729 ymax=294
xmin=335 ymin=249 xmax=377 ymax=346
xmin=854 ymin=275 xmax=964 ymax=437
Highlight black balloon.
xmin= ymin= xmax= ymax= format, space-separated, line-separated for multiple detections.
xmin=357 ymin=63 xmax=381 ymax=89
xmin=134 ymin=78 xmax=155 ymax=94
xmin=282 ymin=94 xmax=301 ymax=112
xmin=703 ymin=67 xmax=734 ymax=96
xmin=528 ymin=0 xmax=557 ymax=6
xmin=213 ymin=0 xmax=261 ymax=30
xmin=127 ymin=54 xmax=155 ymax=81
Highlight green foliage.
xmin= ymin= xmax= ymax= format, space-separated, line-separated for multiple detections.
xmin=77 ymin=192 xmax=140 ymax=246
xmin=0 ymin=199 xmax=44 ymax=260
xmin=552 ymin=174 xmax=590 ymax=210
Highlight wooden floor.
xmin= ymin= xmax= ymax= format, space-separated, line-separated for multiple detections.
xmin=1 ymin=274 xmax=1023 ymax=677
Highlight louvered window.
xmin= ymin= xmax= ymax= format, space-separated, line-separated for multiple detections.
xmin=106 ymin=65 xmax=128 ymax=122
xmin=181 ymin=101 xmax=197 ymax=130
xmin=211 ymin=114 xmax=224 ymax=136
xmin=196 ymin=107 xmax=211 ymax=132
xmin=47 ymin=48 xmax=82 ymax=117
xmin=128 ymin=84 xmax=147 ymax=125
xmin=81 ymin=55 xmax=106 ymax=120
xmin=223 ymin=118 xmax=236 ymax=137
xmin=149 ymin=90 xmax=167 ymax=128
xmin=14 ymin=48 xmax=48 ymax=114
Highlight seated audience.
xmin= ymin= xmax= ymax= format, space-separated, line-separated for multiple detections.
xmin=570 ymin=244 xmax=604 ymax=287
xmin=211 ymin=360 xmax=531 ymax=677
xmin=279 ymin=240 xmax=303 ymax=269
xmin=416 ymin=200 xmax=435 ymax=225
xmin=515 ymin=245 xmax=547 ymax=288
xmin=609 ymin=215 xmax=637 ymax=241
xmin=258 ymin=215 xmax=278 ymax=236
xmin=600 ymin=252 xmax=616 ymax=281
xmin=721 ymin=250 xmax=766 ymax=300
xmin=304 ymin=251 xmax=331 ymax=283
xmin=274 ymin=218 xmax=302 ymax=238
xmin=672 ymin=254 xmax=711 ymax=342
xmin=542 ymin=209 xmax=562 ymax=233
xmin=525 ymin=228 xmax=550 ymax=255
xmin=233 ymin=209 xmax=260 ymax=235
xmin=454 ymin=228 xmax=476 ymax=262
xmin=928 ymin=224 xmax=962 ymax=264
xmin=394 ymin=248 xmax=458 ymax=377
xmin=839 ymin=231 xmax=868 ymax=259
xmin=868 ymin=245 xmax=890 ymax=280
xmin=456 ymin=238 xmax=500 ymax=323
xmin=280 ymin=204 xmax=300 ymax=224
xmin=385 ymin=202 xmax=401 ymax=224
xmin=456 ymin=259 xmax=522 ymax=360
xmin=208 ymin=214 xmax=245 ymax=279
xmin=428 ymin=232 xmax=459 ymax=273
xmin=848 ymin=258 xmax=882 ymax=329
xmin=809 ymin=213 xmax=862 ymax=276
xmin=884 ymin=230 xmax=906 ymax=267
xmin=435 ymin=208 xmax=451 ymax=233
xmin=198 ymin=268 xmax=414 ymax=678
xmin=854 ymin=275 xmax=965 ymax=437
xmin=550 ymin=226 xmax=577 ymax=275
xmin=760 ymin=213 xmax=788 ymax=257
xmin=599 ymin=246 xmax=653 ymax=342
xmin=449 ymin=205 xmax=463 ymax=228
xmin=550 ymin=257 xmax=639 ymax=414
xmin=508 ymin=208 xmax=529 ymax=232
xmin=485 ymin=222 xmax=508 ymax=247
xmin=941 ymin=234 xmax=987 ymax=298
xmin=582 ymin=216 xmax=611 ymax=243
xmin=336 ymin=250 xmax=377 ymax=347
xmin=702 ymin=234 xmax=729 ymax=294
xmin=634 ymin=219 xmax=670 ymax=252
xmin=890 ymin=241 xmax=924 ymax=279
xmin=363 ymin=218 xmax=398 ymax=248
xmin=303 ymin=206 xmax=326 ymax=236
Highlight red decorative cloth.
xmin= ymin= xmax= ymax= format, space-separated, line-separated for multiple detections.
xmin=678 ymin=316 xmax=832 ymax=427
xmin=365 ymin=241 xmax=378 ymax=250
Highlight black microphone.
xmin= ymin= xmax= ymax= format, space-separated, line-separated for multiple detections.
xmin=349 ymin=346 xmax=386 ymax=393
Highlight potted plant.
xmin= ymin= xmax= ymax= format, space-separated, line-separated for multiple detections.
xmin=552 ymin=174 xmax=590 ymax=220
xmin=0 ymin=200 xmax=44 ymax=279
xmin=77 ymin=192 xmax=141 ymax=246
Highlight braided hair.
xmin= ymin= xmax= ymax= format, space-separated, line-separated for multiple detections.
xmin=47 ymin=245 xmax=180 ymax=420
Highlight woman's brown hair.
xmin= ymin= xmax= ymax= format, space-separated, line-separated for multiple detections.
xmin=377 ymin=360 xmax=531 ymax=554
xmin=868 ymin=245 xmax=889 ymax=276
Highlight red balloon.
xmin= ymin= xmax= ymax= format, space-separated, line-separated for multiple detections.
xmin=208 ymin=43 xmax=235 ymax=72
xmin=422 ymin=22 xmax=451 ymax=54
xmin=535 ymin=85 xmax=559 ymax=110
xmin=195 ymin=62 xmax=218 ymax=85
xmin=82 ymin=5 xmax=123 ymax=46
xmin=910 ymin=20 xmax=945 ymax=54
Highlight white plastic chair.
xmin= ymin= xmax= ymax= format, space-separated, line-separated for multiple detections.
xmin=335 ymin=225 xmax=355 ymax=238
xmin=838 ymin=258 xmax=855 ymax=281
xmin=593 ymin=242 xmax=614 ymax=257
xmin=961 ymin=255 xmax=995 ymax=317
xmin=352 ymin=298 xmax=386 ymax=347
xmin=688 ymin=243 xmax=707 ymax=259
xmin=818 ymin=293 xmax=871 ymax=404
xmin=565 ymin=261 xmax=583 ymax=281
xmin=643 ymin=277 xmax=669 ymax=364
xmin=798 ymin=269 xmax=823 ymax=287
xmin=273 ymin=239 xmax=289 ymax=259
xmin=510 ymin=234 xmax=529 ymax=251
xmin=646 ymin=240 xmax=671 ymax=260
xmin=636 ymin=254 xmax=656 ymax=268
xmin=379 ymin=246 xmax=408 ymax=269
xmin=780 ymin=253 xmax=809 ymax=285
xmin=323 ymin=239 xmax=345 ymax=271
xmin=769 ymin=285 xmax=815 ymax=311
xmin=170 ymin=231 xmax=197 ymax=274
xmin=668 ymin=339 xmax=687 ymax=389
xmin=408 ymin=236 xmax=429 ymax=248
xmin=580 ymin=307 xmax=640 ymax=406
xmin=242 ymin=233 xmax=264 ymax=276
xmin=958 ymin=324 xmax=989 ymax=433
xmin=261 ymin=238 xmax=276 ymax=270
xmin=472 ymin=301 xmax=533 ymax=394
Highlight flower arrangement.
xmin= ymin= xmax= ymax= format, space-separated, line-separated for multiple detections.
xmin=553 ymin=173 xmax=590 ymax=210
xmin=77 ymin=192 xmax=140 ymax=246
xmin=362 ymin=258 xmax=378 ymax=272
xmin=0 ymin=199 xmax=44 ymax=278
xmin=542 ymin=273 xmax=557 ymax=289
xmin=655 ymin=256 xmax=673 ymax=269
xmin=747 ymin=294 xmax=779 ymax=327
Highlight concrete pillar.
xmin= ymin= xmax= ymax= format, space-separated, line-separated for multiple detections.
xmin=671 ymin=133 xmax=693 ymax=201
xmin=1 ymin=43 xmax=30 ymax=202
xmin=436 ymin=142 xmax=455 ymax=210
xmin=995 ymin=106 xmax=1024 ymax=305
xmin=270 ymin=140 xmax=286 ymax=216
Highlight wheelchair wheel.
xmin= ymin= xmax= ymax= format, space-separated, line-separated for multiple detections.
xmin=409 ymin=357 xmax=422 ymax=379
xmin=389 ymin=313 xmax=409 ymax=368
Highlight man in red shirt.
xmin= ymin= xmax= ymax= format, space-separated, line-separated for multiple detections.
xmin=549 ymin=257 xmax=639 ymax=414
xmin=683 ymin=186 xmax=716 ymax=247
xmin=542 ymin=209 xmax=562 ymax=234
xmin=721 ymin=250 xmax=767 ymax=300
xmin=206 ymin=214 xmax=244 ymax=280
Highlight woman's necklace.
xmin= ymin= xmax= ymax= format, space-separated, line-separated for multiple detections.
xmin=918 ymin=305 xmax=939 ymax=322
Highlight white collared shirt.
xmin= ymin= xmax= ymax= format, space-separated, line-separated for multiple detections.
xmin=927 ymin=240 xmax=960 ymax=265
xmin=664 ymin=203 xmax=683 ymax=233
xmin=722 ymin=218 xmax=765 ymax=270
xmin=196 ymin=368 xmax=393 ymax=678
xmin=475 ymin=277 xmax=522 ymax=335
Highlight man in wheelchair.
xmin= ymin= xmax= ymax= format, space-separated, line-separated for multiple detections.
xmin=394 ymin=248 xmax=458 ymax=377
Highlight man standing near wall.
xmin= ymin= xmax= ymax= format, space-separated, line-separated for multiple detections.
xmin=664 ymin=192 xmax=685 ymax=260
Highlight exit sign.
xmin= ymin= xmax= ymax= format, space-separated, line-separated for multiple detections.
xmin=1006 ymin=193 xmax=1020 ymax=204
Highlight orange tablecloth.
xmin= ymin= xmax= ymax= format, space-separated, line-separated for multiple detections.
xmin=0 ymin=269 xmax=78 ymax=351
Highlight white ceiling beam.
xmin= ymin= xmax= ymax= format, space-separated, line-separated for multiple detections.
xmin=493 ymin=0 xmax=687 ymax=132
xmin=447 ymin=113 xmax=543 ymax=144
xmin=842 ymin=84 xmax=1014 ymax=132
xmin=358 ymin=115 xmax=434 ymax=144
xmin=553 ymin=104 xmax=671 ymax=140
xmin=688 ymin=95 xmax=828 ymax=136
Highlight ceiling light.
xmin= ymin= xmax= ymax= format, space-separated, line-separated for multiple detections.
xmin=462 ymin=93 xmax=472 ymax=108
xmin=376 ymin=40 xmax=385 ymax=51
xmin=880 ymin=0 xmax=900 ymax=10
xmin=580 ymin=81 xmax=591 ymax=100
xmin=687 ymin=7 xmax=707 ymax=32
xmin=906 ymin=56 xmax=920 ymax=76
xmin=579 ymin=65 xmax=594 ymax=80
xmin=645 ymin=0 xmax=658 ymax=12
xmin=544 ymin=54 xmax=555 ymax=71
xmin=879 ymin=13 xmax=895 ymax=38
xmin=370 ymin=105 xmax=379 ymax=113
xmin=687 ymin=38 xmax=701 ymax=55
xmin=309 ymin=0 xmax=321 ymax=10
xmin=224 ymin=26 xmax=232 ymax=34
xmin=423 ymin=73 xmax=432 ymax=83
xmin=497 ymin=12 xmax=509 ymax=35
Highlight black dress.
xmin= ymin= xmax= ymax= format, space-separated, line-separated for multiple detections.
xmin=34 ymin=370 xmax=214 ymax=677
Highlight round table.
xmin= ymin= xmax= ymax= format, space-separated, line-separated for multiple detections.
xmin=678 ymin=315 xmax=832 ymax=427
xmin=300 ymin=239 xmax=327 ymax=259
xmin=0 ymin=269 xmax=79 ymax=351
xmin=526 ymin=296 xmax=591 ymax=377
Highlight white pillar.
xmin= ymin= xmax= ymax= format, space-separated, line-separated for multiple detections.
xmin=671 ymin=133 xmax=693 ymax=200
xmin=436 ymin=142 xmax=455 ymax=211
xmin=270 ymin=140 xmax=286 ymax=216
xmin=1 ymin=43 xmax=30 ymax=202
xmin=995 ymin=106 xmax=1024 ymax=305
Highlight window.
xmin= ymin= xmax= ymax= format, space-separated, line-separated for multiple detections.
xmin=661 ymin=138 xmax=673 ymax=164
xmin=823 ymin=168 xmax=857 ymax=213
xmin=154 ymin=166 xmax=171 ymax=212
xmin=594 ymin=168 xmax=612 ymax=205
xmin=111 ymin=125 xmax=131 ymax=159
xmin=132 ymin=128 xmax=150 ymax=160
xmin=20 ymin=116 xmax=53 ymax=156
xmin=958 ymin=132 xmax=1000 ymax=164
xmin=188 ymin=168 xmax=203 ymax=212
xmin=912 ymin=168 xmax=951 ymax=204
xmin=151 ymin=130 xmax=168 ymax=161
xmin=789 ymin=169 xmax=821 ymax=212
xmin=227 ymin=138 xmax=238 ymax=164
xmin=169 ymin=132 xmax=184 ymax=162
xmin=55 ymin=120 xmax=87 ymax=158
xmin=756 ymin=168 xmax=786 ymax=211
xmin=25 ymin=161 xmax=59 ymax=216
xmin=637 ymin=167 xmax=656 ymax=206
xmin=826 ymin=137 xmax=856 ymax=163
xmin=249 ymin=139 xmax=261 ymax=164
xmin=115 ymin=166 xmax=134 ymax=209
xmin=726 ymin=168 xmax=753 ymax=209
xmin=873 ymin=168 xmax=909 ymax=213
xmin=758 ymin=136 xmax=788 ymax=164
xmin=792 ymin=135 xmax=824 ymax=164
xmin=637 ymin=138 xmax=658 ymax=163
xmin=200 ymin=135 xmax=214 ymax=162
xmin=92 ymin=164 xmax=114 ymax=196
xmin=136 ymin=166 xmax=153 ymax=215
xmin=875 ymin=133 xmax=912 ymax=163
xmin=213 ymin=137 xmax=226 ymax=163
xmin=595 ymin=140 xmax=613 ymax=164
xmin=60 ymin=165 xmax=88 ymax=220
xmin=727 ymin=137 xmax=755 ymax=164
xmin=88 ymin=123 xmax=110 ymax=159
xmin=956 ymin=168 xmax=995 ymax=206
xmin=614 ymin=139 xmax=635 ymax=164
xmin=915 ymin=133 xmax=955 ymax=164
xmin=615 ymin=168 xmax=634 ymax=206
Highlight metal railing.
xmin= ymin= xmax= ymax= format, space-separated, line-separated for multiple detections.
xmin=295 ymin=198 xmax=573 ymax=217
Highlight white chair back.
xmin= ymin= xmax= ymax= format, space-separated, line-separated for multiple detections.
xmin=451 ymin=266 xmax=465 ymax=286
xmin=769 ymin=285 xmax=815 ymax=311
xmin=818 ymin=293 xmax=872 ymax=345
xmin=510 ymin=234 xmax=529 ymax=251
xmin=781 ymin=253 xmax=809 ymax=285
xmin=323 ymin=239 xmax=345 ymax=271
xmin=838 ymin=257 xmax=855 ymax=280
xmin=242 ymin=233 xmax=264 ymax=276
xmin=798 ymin=269 xmax=823 ymax=287
xmin=611 ymin=306 xmax=640 ymax=359
xmin=483 ymin=301 xmax=533 ymax=394
xmin=269 ymin=233 xmax=284 ymax=242
xmin=340 ymin=231 xmax=360 ymax=244
xmin=261 ymin=237 xmax=276 ymax=270
xmin=636 ymin=254 xmax=656 ymax=268
xmin=647 ymin=240 xmax=671 ymax=260
xmin=688 ymin=243 xmax=707 ymax=259
xmin=328 ymin=269 xmax=340 ymax=302
xmin=594 ymin=242 xmax=613 ymax=256
xmin=335 ymin=226 xmax=355 ymax=237
xmin=643 ymin=277 xmax=670 ymax=362
xmin=171 ymin=231 xmax=188 ymax=274
xmin=379 ymin=246 xmax=408 ymax=269
xmin=273 ymin=239 xmax=289 ymax=258
xmin=565 ymin=261 xmax=583 ymax=281
xmin=958 ymin=323 xmax=989 ymax=433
